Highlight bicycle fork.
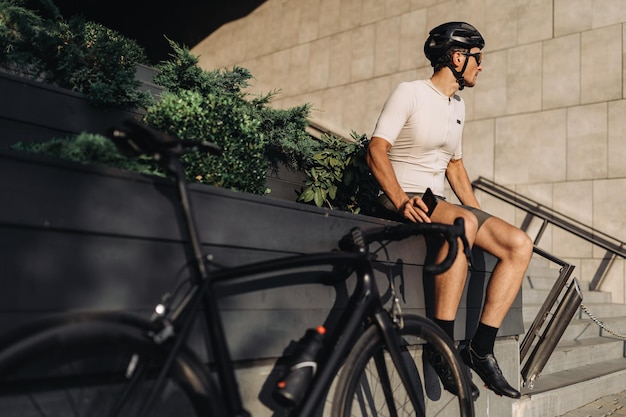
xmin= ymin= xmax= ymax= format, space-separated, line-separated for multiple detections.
xmin=373 ymin=309 xmax=426 ymax=417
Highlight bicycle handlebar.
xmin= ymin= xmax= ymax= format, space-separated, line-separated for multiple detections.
xmin=338 ymin=217 xmax=472 ymax=275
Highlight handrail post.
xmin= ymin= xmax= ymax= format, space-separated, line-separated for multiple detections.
xmin=533 ymin=220 xmax=548 ymax=246
xmin=589 ymin=251 xmax=617 ymax=291
xmin=520 ymin=212 xmax=534 ymax=233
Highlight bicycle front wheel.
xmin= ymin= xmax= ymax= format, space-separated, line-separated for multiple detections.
xmin=332 ymin=314 xmax=474 ymax=417
xmin=0 ymin=319 xmax=220 ymax=417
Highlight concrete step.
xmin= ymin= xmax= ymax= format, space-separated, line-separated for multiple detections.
xmin=513 ymin=358 xmax=626 ymax=417
xmin=538 ymin=336 xmax=625 ymax=375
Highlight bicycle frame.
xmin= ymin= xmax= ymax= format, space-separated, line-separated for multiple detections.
xmin=154 ymin=153 xmax=424 ymax=416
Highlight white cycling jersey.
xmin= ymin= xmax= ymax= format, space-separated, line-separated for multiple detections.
xmin=371 ymin=79 xmax=464 ymax=197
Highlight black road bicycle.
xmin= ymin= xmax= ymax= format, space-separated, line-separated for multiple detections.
xmin=0 ymin=119 xmax=475 ymax=417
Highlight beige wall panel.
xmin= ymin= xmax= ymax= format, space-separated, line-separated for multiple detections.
xmin=328 ymin=31 xmax=352 ymax=87
xmin=566 ymin=103 xmax=608 ymax=180
xmin=554 ymin=0 xmax=593 ymax=36
xmin=481 ymin=0 xmax=521 ymax=50
xmin=374 ymin=17 xmax=401 ymax=77
xmin=308 ymin=37 xmax=331 ymax=91
xmin=339 ymin=0 xmax=363 ymax=32
xmin=399 ymin=10 xmax=429 ymax=71
xmin=594 ymin=179 xmax=626 ymax=241
xmin=591 ymin=0 xmax=626 ymax=28
xmin=517 ymin=0 xmax=554 ymax=44
xmin=553 ymin=228 xmax=594 ymax=258
xmin=350 ymin=24 xmax=377 ymax=81
xmin=567 ymin=103 xmax=608 ymax=181
xmin=581 ymin=25 xmax=622 ymax=104
xmin=542 ymin=34 xmax=581 ymax=109
xmin=515 ymin=182 xmax=555 ymax=249
xmin=507 ymin=43 xmax=542 ymax=114
xmin=622 ymin=24 xmax=626 ymax=98
xmin=608 ymin=100 xmax=626 ymax=178
xmin=319 ymin=0 xmax=342 ymax=38
xmin=495 ymin=110 xmax=567 ymax=184
xmin=463 ymin=119 xmax=495 ymax=181
xmin=474 ymin=50 xmax=508 ymax=119
xmin=361 ymin=0 xmax=386 ymax=25
xmin=299 ymin=0 xmax=321 ymax=43
xmin=553 ymin=180 xmax=593 ymax=227
xmin=277 ymin=0 xmax=301 ymax=50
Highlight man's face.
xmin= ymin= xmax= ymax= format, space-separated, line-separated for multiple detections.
xmin=459 ymin=47 xmax=483 ymax=88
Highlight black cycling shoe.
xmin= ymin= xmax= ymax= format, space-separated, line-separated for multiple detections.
xmin=423 ymin=344 xmax=480 ymax=401
xmin=460 ymin=343 xmax=521 ymax=399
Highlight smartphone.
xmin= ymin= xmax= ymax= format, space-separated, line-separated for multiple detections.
xmin=422 ymin=188 xmax=438 ymax=217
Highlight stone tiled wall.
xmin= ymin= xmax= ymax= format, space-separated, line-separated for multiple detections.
xmin=191 ymin=0 xmax=626 ymax=301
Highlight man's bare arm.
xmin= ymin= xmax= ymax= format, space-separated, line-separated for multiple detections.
xmin=446 ymin=158 xmax=481 ymax=209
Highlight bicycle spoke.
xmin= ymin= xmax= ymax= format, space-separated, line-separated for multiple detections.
xmin=373 ymin=350 xmax=400 ymax=417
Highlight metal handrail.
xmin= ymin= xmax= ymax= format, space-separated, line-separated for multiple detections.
xmin=472 ymin=177 xmax=626 ymax=289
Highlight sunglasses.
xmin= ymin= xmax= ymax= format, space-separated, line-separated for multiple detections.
xmin=462 ymin=51 xmax=482 ymax=65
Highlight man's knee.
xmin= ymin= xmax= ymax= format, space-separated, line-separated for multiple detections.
xmin=509 ymin=228 xmax=534 ymax=259
xmin=459 ymin=212 xmax=479 ymax=241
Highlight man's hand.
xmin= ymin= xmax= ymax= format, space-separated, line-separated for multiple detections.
xmin=401 ymin=195 xmax=432 ymax=223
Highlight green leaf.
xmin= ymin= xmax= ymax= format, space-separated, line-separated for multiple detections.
xmin=313 ymin=190 xmax=324 ymax=207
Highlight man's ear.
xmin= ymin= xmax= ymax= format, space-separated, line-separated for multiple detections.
xmin=452 ymin=51 xmax=463 ymax=68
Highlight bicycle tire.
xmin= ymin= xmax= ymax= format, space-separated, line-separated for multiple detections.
xmin=331 ymin=314 xmax=474 ymax=417
xmin=0 ymin=318 xmax=223 ymax=417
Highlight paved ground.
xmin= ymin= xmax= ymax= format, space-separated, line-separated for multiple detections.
xmin=558 ymin=390 xmax=626 ymax=416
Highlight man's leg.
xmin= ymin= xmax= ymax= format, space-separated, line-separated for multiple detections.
xmin=425 ymin=202 xmax=480 ymax=399
xmin=462 ymin=216 xmax=533 ymax=398
xmin=429 ymin=201 xmax=479 ymax=321
xmin=474 ymin=216 xmax=532 ymax=335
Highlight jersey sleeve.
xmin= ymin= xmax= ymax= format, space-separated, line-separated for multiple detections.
xmin=371 ymin=82 xmax=414 ymax=145
xmin=452 ymin=138 xmax=463 ymax=160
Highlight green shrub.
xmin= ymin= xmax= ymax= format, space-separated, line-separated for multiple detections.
xmin=146 ymin=40 xmax=321 ymax=194
xmin=0 ymin=0 xmax=151 ymax=109
xmin=11 ymin=133 xmax=161 ymax=175
xmin=145 ymin=88 xmax=268 ymax=194
xmin=298 ymin=132 xmax=379 ymax=215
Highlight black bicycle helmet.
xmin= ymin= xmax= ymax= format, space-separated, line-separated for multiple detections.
xmin=424 ymin=21 xmax=485 ymax=89
xmin=424 ymin=21 xmax=485 ymax=64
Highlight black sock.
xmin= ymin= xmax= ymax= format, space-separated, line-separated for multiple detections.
xmin=434 ymin=318 xmax=455 ymax=342
xmin=471 ymin=322 xmax=498 ymax=357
